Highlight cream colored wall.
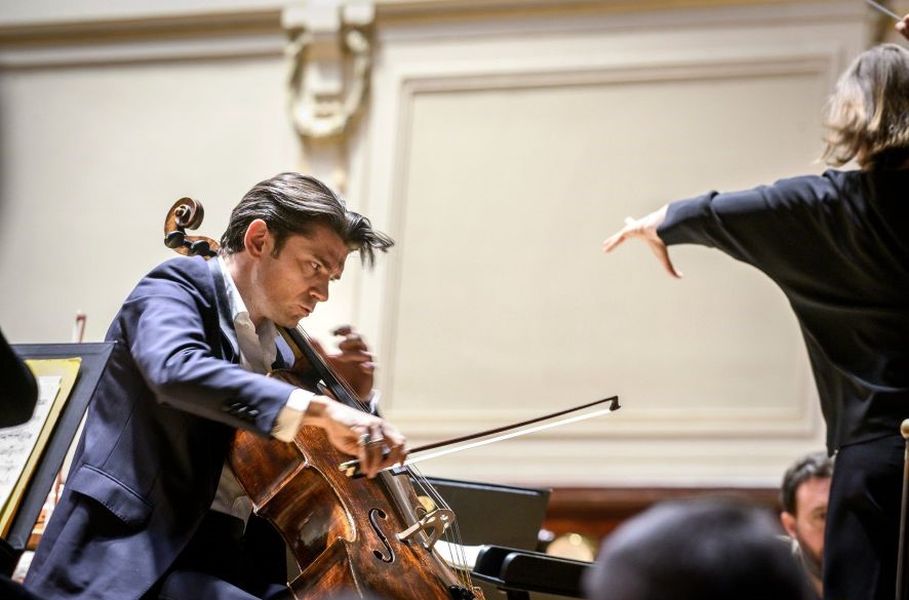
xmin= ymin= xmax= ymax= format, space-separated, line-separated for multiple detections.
xmin=0 ymin=23 xmax=358 ymax=343
xmin=0 ymin=0 xmax=871 ymax=487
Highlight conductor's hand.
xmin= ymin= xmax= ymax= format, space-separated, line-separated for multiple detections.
xmin=898 ymin=15 xmax=909 ymax=40
xmin=602 ymin=204 xmax=682 ymax=278
xmin=303 ymin=396 xmax=407 ymax=478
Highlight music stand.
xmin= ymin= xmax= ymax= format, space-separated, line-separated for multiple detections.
xmin=1 ymin=342 xmax=114 ymax=576
xmin=423 ymin=476 xmax=550 ymax=550
xmin=419 ymin=476 xmax=589 ymax=599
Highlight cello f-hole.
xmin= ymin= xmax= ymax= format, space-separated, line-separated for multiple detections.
xmin=368 ymin=508 xmax=395 ymax=563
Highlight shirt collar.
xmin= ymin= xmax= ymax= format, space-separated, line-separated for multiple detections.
xmin=217 ymin=255 xmax=251 ymax=323
xmin=217 ymin=255 xmax=278 ymax=366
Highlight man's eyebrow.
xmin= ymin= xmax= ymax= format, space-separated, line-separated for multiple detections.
xmin=312 ymin=251 xmax=343 ymax=273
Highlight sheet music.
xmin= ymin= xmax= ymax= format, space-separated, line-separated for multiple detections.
xmin=0 ymin=376 xmax=62 ymax=510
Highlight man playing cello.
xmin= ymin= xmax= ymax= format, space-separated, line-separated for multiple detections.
xmin=25 ymin=173 xmax=406 ymax=600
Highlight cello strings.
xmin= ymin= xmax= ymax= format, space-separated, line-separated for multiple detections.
xmin=294 ymin=325 xmax=372 ymax=414
xmin=409 ymin=464 xmax=473 ymax=589
xmin=294 ymin=325 xmax=476 ymax=590
xmin=381 ymin=460 xmax=473 ymax=591
xmin=429 ymin=474 xmax=472 ymax=590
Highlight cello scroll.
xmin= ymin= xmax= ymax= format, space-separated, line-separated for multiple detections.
xmin=164 ymin=197 xmax=219 ymax=258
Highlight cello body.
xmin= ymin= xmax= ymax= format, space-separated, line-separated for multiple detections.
xmin=231 ymin=421 xmax=475 ymax=599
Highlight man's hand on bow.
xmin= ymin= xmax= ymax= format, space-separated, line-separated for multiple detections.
xmin=303 ymin=397 xmax=407 ymax=478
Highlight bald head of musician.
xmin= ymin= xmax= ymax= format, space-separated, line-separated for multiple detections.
xmin=583 ymin=499 xmax=813 ymax=600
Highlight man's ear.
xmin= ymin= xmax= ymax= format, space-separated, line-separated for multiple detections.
xmin=780 ymin=511 xmax=798 ymax=537
xmin=244 ymin=219 xmax=271 ymax=258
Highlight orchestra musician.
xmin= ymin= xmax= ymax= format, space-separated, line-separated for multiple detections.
xmin=602 ymin=43 xmax=909 ymax=600
xmin=23 ymin=172 xmax=407 ymax=600
xmin=779 ymin=451 xmax=833 ymax=599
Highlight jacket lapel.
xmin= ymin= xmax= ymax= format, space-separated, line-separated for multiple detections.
xmin=273 ymin=335 xmax=294 ymax=370
xmin=207 ymin=257 xmax=240 ymax=362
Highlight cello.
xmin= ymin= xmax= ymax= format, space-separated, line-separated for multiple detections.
xmin=164 ymin=197 xmax=482 ymax=600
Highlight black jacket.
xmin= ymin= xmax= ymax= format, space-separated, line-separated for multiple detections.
xmin=659 ymin=169 xmax=909 ymax=451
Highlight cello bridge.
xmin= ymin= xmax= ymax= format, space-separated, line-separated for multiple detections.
xmin=396 ymin=508 xmax=456 ymax=550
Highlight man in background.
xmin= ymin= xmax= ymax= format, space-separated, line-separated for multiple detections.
xmin=779 ymin=452 xmax=833 ymax=599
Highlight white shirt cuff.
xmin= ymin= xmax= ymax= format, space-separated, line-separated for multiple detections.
xmin=272 ymin=388 xmax=315 ymax=442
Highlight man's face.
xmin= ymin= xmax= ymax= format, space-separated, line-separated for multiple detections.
xmin=781 ymin=475 xmax=830 ymax=568
xmin=249 ymin=223 xmax=350 ymax=328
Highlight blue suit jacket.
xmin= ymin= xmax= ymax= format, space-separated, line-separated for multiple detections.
xmin=25 ymin=257 xmax=297 ymax=599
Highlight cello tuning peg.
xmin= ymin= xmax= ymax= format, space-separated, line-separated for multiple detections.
xmin=189 ymin=239 xmax=211 ymax=256
xmin=164 ymin=230 xmax=185 ymax=249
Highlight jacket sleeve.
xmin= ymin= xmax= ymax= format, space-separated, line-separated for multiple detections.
xmin=656 ymin=174 xmax=838 ymax=277
xmin=118 ymin=265 xmax=297 ymax=436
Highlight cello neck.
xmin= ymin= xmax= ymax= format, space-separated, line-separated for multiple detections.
xmin=281 ymin=325 xmax=369 ymax=412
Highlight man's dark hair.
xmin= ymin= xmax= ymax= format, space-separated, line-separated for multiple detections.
xmin=780 ymin=451 xmax=834 ymax=515
xmin=220 ymin=172 xmax=393 ymax=265
xmin=583 ymin=498 xmax=813 ymax=600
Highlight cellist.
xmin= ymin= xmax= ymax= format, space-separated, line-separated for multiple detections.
xmin=25 ymin=172 xmax=406 ymax=600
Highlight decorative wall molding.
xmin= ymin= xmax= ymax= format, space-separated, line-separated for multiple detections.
xmin=0 ymin=10 xmax=281 ymax=47
xmin=0 ymin=0 xmax=841 ymax=48
xmin=0 ymin=0 xmax=862 ymax=69
xmin=0 ymin=35 xmax=285 ymax=70
xmin=284 ymin=1 xmax=375 ymax=141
